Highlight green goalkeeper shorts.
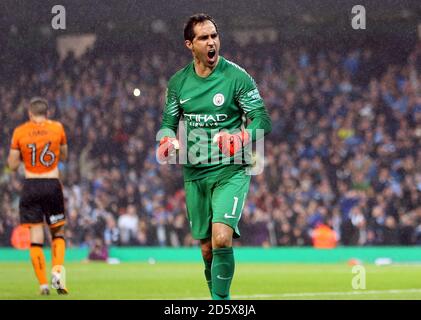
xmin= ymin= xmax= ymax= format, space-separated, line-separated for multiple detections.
xmin=184 ymin=168 xmax=251 ymax=240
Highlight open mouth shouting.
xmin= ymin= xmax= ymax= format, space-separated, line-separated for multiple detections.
xmin=207 ymin=48 xmax=217 ymax=65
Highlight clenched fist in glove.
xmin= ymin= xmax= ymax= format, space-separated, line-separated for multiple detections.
xmin=213 ymin=130 xmax=250 ymax=157
xmin=157 ymin=136 xmax=180 ymax=163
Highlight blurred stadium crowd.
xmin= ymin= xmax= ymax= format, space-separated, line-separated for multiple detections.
xmin=1 ymin=42 xmax=420 ymax=248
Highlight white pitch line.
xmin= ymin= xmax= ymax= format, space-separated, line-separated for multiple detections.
xmin=182 ymin=288 xmax=421 ymax=300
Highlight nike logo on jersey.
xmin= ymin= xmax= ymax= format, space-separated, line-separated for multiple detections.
xmin=224 ymin=214 xmax=237 ymax=219
xmin=180 ymin=98 xmax=192 ymax=104
xmin=217 ymin=275 xmax=232 ymax=280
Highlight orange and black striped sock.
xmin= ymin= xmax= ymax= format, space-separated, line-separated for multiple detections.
xmin=30 ymin=243 xmax=48 ymax=285
xmin=52 ymin=236 xmax=66 ymax=267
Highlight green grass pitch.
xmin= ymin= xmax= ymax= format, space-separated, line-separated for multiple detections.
xmin=1 ymin=262 xmax=421 ymax=300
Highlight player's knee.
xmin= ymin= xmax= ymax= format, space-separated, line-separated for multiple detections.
xmin=50 ymin=225 xmax=64 ymax=238
xmin=201 ymin=244 xmax=213 ymax=261
xmin=212 ymin=233 xmax=231 ymax=248
xmin=30 ymin=224 xmax=44 ymax=244
xmin=31 ymin=234 xmax=44 ymax=244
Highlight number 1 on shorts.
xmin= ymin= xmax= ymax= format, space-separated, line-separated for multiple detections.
xmin=229 ymin=196 xmax=238 ymax=217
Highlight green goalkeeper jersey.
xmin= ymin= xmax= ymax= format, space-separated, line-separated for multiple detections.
xmin=160 ymin=56 xmax=272 ymax=181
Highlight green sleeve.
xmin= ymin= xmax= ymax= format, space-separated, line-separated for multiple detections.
xmin=159 ymin=77 xmax=181 ymax=139
xmin=236 ymin=73 xmax=272 ymax=141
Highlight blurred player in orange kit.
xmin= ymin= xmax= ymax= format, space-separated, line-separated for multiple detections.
xmin=8 ymin=97 xmax=69 ymax=295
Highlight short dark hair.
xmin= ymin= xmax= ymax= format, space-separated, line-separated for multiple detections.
xmin=184 ymin=13 xmax=218 ymax=42
xmin=29 ymin=97 xmax=48 ymax=116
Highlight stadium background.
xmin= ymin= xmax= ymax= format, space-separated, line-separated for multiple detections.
xmin=0 ymin=0 xmax=420 ymax=299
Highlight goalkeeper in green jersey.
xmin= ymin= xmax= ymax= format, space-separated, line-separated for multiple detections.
xmin=157 ymin=13 xmax=271 ymax=300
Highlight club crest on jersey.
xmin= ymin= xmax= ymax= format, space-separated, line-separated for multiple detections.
xmin=213 ymin=93 xmax=225 ymax=107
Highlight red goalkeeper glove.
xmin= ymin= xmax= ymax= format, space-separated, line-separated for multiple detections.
xmin=157 ymin=136 xmax=179 ymax=163
xmin=213 ymin=130 xmax=250 ymax=157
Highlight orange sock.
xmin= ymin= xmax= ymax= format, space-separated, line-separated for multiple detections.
xmin=30 ymin=244 xmax=48 ymax=285
xmin=52 ymin=237 xmax=66 ymax=267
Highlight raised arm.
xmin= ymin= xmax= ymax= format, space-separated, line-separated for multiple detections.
xmin=236 ymin=73 xmax=272 ymax=141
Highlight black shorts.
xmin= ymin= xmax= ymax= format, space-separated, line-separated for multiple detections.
xmin=19 ymin=179 xmax=66 ymax=227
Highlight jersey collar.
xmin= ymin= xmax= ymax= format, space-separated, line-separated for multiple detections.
xmin=191 ymin=56 xmax=224 ymax=81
